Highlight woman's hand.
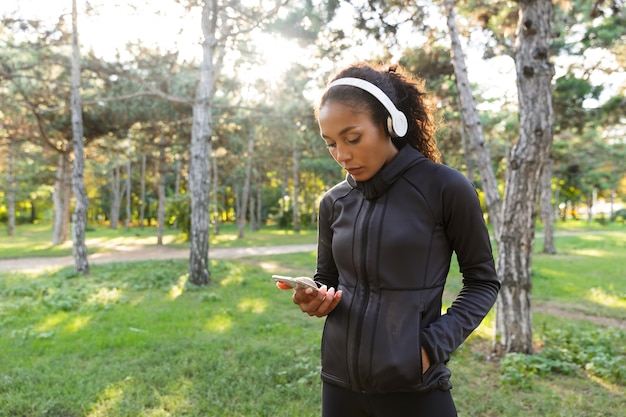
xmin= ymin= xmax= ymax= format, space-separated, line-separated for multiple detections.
xmin=276 ymin=282 xmax=342 ymax=317
xmin=421 ymin=347 xmax=431 ymax=374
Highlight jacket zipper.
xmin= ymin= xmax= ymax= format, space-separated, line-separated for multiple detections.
xmin=352 ymin=202 xmax=374 ymax=392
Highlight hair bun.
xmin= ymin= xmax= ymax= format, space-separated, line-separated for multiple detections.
xmin=385 ymin=64 xmax=398 ymax=73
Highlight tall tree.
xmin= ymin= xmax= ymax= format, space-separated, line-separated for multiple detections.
xmin=52 ymin=153 xmax=71 ymax=244
xmin=188 ymin=0 xmax=224 ymax=285
xmin=6 ymin=139 xmax=16 ymax=236
xmin=70 ymin=0 xmax=89 ymax=274
xmin=494 ymin=0 xmax=555 ymax=354
xmin=443 ymin=0 xmax=503 ymax=237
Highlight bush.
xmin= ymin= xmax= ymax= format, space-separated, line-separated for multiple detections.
xmin=500 ymin=326 xmax=626 ymax=389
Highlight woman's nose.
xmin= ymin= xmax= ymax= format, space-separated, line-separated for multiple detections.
xmin=334 ymin=144 xmax=351 ymax=163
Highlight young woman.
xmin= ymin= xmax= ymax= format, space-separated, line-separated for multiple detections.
xmin=277 ymin=62 xmax=500 ymax=417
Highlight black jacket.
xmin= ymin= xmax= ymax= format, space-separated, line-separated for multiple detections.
xmin=314 ymin=145 xmax=500 ymax=394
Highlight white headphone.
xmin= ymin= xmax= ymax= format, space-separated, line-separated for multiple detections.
xmin=327 ymin=77 xmax=408 ymax=138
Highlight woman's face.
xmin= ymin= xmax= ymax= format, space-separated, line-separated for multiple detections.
xmin=318 ymin=100 xmax=398 ymax=182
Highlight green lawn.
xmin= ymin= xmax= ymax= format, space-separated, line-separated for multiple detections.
xmin=0 ymin=223 xmax=624 ymax=416
xmin=0 ymin=223 xmax=317 ymax=259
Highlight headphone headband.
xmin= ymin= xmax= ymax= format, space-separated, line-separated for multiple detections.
xmin=326 ymin=77 xmax=408 ymax=137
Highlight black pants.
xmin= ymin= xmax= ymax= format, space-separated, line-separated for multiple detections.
xmin=322 ymin=382 xmax=458 ymax=417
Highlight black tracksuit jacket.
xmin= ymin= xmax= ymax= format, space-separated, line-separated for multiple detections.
xmin=314 ymin=145 xmax=500 ymax=394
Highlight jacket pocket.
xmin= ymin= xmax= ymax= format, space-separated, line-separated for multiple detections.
xmin=368 ymin=291 xmax=425 ymax=392
xmin=320 ymin=288 xmax=353 ymax=387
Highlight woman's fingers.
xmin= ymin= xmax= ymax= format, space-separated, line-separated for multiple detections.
xmin=293 ymin=285 xmax=342 ymax=317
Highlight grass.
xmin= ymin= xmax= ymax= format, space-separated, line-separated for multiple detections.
xmin=0 ymin=222 xmax=624 ymax=416
xmin=532 ymin=231 xmax=626 ymax=320
xmin=1 ymin=260 xmax=324 ymax=417
xmin=0 ymin=223 xmax=317 ymax=259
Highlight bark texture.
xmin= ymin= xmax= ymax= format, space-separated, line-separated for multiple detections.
xmin=540 ymin=159 xmax=556 ymax=254
xmin=70 ymin=0 xmax=89 ymax=274
xmin=7 ymin=141 xmax=16 ymax=237
xmin=157 ymin=133 xmax=166 ymax=245
xmin=292 ymin=146 xmax=300 ymax=232
xmin=52 ymin=153 xmax=71 ymax=245
xmin=444 ymin=0 xmax=503 ymax=238
xmin=109 ymin=163 xmax=123 ymax=230
xmin=495 ymin=0 xmax=555 ymax=354
xmin=237 ymin=135 xmax=255 ymax=238
xmin=189 ymin=0 xmax=225 ymax=285
xmin=140 ymin=153 xmax=146 ymax=228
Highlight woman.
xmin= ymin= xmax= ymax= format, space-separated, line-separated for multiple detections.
xmin=277 ymin=62 xmax=500 ymax=417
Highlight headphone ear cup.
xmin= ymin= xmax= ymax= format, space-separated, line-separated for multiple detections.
xmin=388 ymin=112 xmax=408 ymax=138
xmin=327 ymin=77 xmax=409 ymax=138
xmin=386 ymin=117 xmax=398 ymax=137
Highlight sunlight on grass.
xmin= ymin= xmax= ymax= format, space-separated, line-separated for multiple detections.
xmin=211 ymin=234 xmax=239 ymax=244
xmin=257 ymin=260 xmax=282 ymax=272
xmin=238 ymin=298 xmax=268 ymax=314
xmin=88 ymin=287 xmax=123 ymax=307
xmin=588 ymin=287 xmax=626 ymax=309
xmin=584 ymin=372 xmax=625 ymax=396
xmin=535 ymin=266 xmax=569 ymax=278
xmin=148 ymin=378 xmax=193 ymax=416
xmin=220 ymin=274 xmax=244 ymax=286
xmin=35 ymin=312 xmax=68 ymax=332
xmin=472 ymin=318 xmax=496 ymax=340
xmin=64 ymin=315 xmax=93 ymax=333
xmin=205 ymin=314 xmax=233 ymax=333
xmin=574 ymin=248 xmax=609 ymax=257
xmin=87 ymin=379 xmax=129 ymax=417
xmin=168 ymin=275 xmax=189 ymax=300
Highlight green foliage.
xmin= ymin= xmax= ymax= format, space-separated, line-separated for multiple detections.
xmin=0 ymin=229 xmax=625 ymax=416
xmin=166 ymin=193 xmax=191 ymax=239
xmin=500 ymin=326 xmax=626 ymax=390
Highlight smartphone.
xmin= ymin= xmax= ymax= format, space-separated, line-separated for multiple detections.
xmin=272 ymin=275 xmax=319 ymax=290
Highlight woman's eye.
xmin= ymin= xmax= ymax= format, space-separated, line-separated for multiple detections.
xmin=347 ymin=136 xmax=360 ymax=144
xmin=325 ymin=142 xmax=336 ymax=149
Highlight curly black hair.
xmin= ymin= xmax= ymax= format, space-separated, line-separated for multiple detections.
xmin=317 ymin=62 xmax=441 ymax=163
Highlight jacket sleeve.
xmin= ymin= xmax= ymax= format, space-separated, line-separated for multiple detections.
xmin=314 ymin=192 xmax=340 ymax=288
xmin=421 ymin=169 xmax=500 ymax=365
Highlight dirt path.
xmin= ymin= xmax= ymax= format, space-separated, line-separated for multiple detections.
xmin=0 ymin=243 xmax=317 ymax=273
xmin=1 ymin=241 xmax=623 ymax=330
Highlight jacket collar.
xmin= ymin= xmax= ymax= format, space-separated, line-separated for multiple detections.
xmin=346 ymin=145 xmax=426 ymax=200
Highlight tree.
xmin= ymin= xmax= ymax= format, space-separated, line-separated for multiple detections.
xmin=494 ymin=0 xmax=555 ymax=354
xmin=443 ymin=0 xmax=503 ymax=238
xmin=187 ymin=0 xmax=224 ymax=286
xmin=70 ymin=0 xmax=89 ymax=274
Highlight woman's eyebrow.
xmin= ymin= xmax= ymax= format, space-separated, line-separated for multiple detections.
xmin=321 ymin=125 xmax=359 ymax=139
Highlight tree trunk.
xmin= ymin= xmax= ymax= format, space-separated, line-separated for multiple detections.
xmin=444 ymin=0 xmax=503 ymax=238
xmin=249 ymin=184 xmax=257 ymax=232
xmin=237 ymin=135 xmax=255 ymax=238
xmin=256 ymin=179 xmax=262 ymax=231
xmin=495 ymin=0 xmax=555 ymax=355
xmin=109 ymin=163 xmax=122 ymax=230
xmin=540 ymin=158 xmax=556 ymax=254
xmin=282 ymin=165 xmax=289 ymax=226
xmin=292 ymin=145 xmax=300 ymax=233
xmin=173 ymin=154 xmax=181 ymax=229
xmin=460 ymin=121 xmax=475 ymax=181
xmin=189 ymin=0 xmax=225 ymax=285
xmin=211 ymin=152 xmax=220 ymax=235
xmin=124 ymin=152 xmax=131 ymax=230
xmin=70 ymin=0 xmax=89 ymax=274
xmin=52 ymin=153 xmax=71 ymax=245
xmin=7 ymin=141 xmax=16 ymax=237
xmin=140 ymin=153 xmax=146 ymax=228
xmin=157 ymin=132 xmax=166 ymax=245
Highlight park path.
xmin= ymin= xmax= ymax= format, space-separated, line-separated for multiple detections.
xmin=0 ymin=243 xmax=317 ymax=273
xmin=1 ymin=237 xmax=623 ymax=330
